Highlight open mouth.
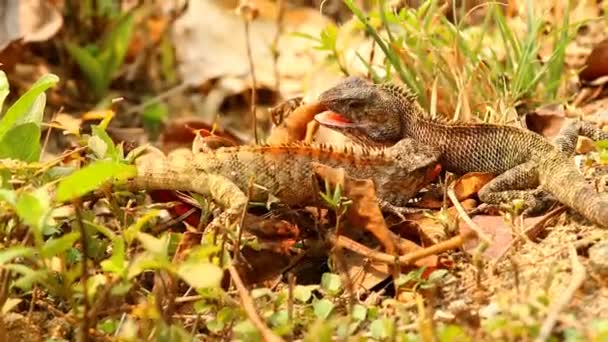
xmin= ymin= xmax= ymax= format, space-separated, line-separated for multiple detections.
xmin=314 ymin=110 xmax=356 ymax=128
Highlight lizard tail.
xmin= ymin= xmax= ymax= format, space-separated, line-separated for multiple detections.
xmin=541 ymin=161 xmax=608 ymax=228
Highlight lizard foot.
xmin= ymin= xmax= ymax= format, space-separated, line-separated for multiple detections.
xmin=379 ymin=200 xmax=424 ymax=220
xmin=521 ymin=189 xmax=558 ymax=216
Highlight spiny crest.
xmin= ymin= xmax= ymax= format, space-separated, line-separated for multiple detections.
xmin=379 ymin=82 xmax=417 ymax=103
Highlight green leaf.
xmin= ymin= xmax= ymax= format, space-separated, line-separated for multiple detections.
xmin=313 ymin=299 xmax=334 ymax=320
xmin=321 ymin=272 xmax=342 ymax=296
xmin=293 ymin=285 xmax=314 ymax=303
xmin=427 ymin=269 xmax=448 ymax=282
xmin=137 ymin=232 xmax=167 ymax=256
xmin=101 ymin=237 xmax=126 ymax=275
xmin=0 ymin=246 xmax=34 ymax=264
xmin=55 ymin=160 xmax=136 ymax=202
xmin=351 ymin=304 xmax=367 ymax=321
xmin=90 ymin=125 xmax=118 ymax=160
xmin=16 ymin=188 xmax=50 ymax=231
xmin=0 ymin=123 xmax=41 ymax=162
xmin=0 ymin=73 xmax=58 ymax=140
xmin=595 ymin=140 xmax=608 ymax=150
xmin=65 ymin=42 xmax=107 ymax=98
xmin=41 ymin=231 xmax=81 ymax=258
xmin=370 ymin=318 xmax=394 ymax=340
xmin=0 ymin=189 xmax=16 ymax=206
xmin=177 ymin=261 xmax=223 ymax=289
xmin=0 ymin=70 xmax=9 ymax=111
xmin=100 ymin=12 xmax=135 ymax=77
xmin=123 ymin=210 xmax=160 ymax=245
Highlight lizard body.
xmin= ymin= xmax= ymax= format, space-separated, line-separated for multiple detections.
xmin=316 ymin=76 xmax=608 ymax=227
xmin=130 ymin=140 xmax=441 ymax=229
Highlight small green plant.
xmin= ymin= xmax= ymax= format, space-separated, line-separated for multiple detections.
xmin=65 ymin=11 xmax=136 ymax=100
xmin=596 ymin=140 xmax=608 ymax=164
xmin=395 ymin=267 xmax=448 ymax=292
xmin=320 ymin=0 xmax=579 ymax=122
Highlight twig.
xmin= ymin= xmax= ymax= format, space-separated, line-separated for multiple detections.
xmin=233 ymin=177 xmax=253 ymax=264
xmin=534 ymin=244 xmax=586 ymax=342
xmin=272 ymin=0 xmax=285 ymax=101
xmin=125 ymin=83 xmax=188 ymax=115
xmin=447 ymin=185 xmax=492 ymax=246
xmin=74 ymin=199 xmax=90 ymax=342
xmin=239 ymin=1 xmax=260 ymax=144
xmin=327 ymin=230 xmax=475 ymax=266
xmin=227 ymin=265 xmax=285 ymax=342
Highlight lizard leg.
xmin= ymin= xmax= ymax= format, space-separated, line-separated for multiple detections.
xmin=193 ymin=174 xmax=249 ymax=231
xmin=552 ymin=120 xmax=608 ymax=155
xmin=478 ymin=162 xmax=556 ymax=215
xmin=378 ymin=199 xmax=423 ymax=219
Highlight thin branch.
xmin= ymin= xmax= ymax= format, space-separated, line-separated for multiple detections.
xmin=272 ymin=0 xmax=285 ymax=101
xmin=228 ymin=265 xmax=285 ymax=342
xmin=534 ymin=244 xmax=586 ymax=342
xmin=240 ymin=1 xmax=260 ymax=143
xmin=327 ymin=230 xmax=475 ymax=266
xmin=74 ymin=199 xmax=90 ymax=342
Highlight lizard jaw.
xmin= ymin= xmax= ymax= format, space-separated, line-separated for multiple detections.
xmin=314 ymin=111 xmax=356 ymax=128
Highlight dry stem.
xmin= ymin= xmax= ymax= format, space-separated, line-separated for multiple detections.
xmin=228 ymin=265 xmax=285 ymax=342
xmin=534 ymin=244 xmax=586 ymax=342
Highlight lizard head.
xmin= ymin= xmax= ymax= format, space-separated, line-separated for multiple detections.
xmin=316 ymin=76 xmax=419 ymax=146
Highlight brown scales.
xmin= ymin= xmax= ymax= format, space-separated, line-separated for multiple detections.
xmin=317 ymin=76 xmax=608 ymax=228
xmin=128 ymin=140 xmax=441 ymax=231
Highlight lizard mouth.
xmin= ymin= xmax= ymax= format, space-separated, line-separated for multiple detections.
xmin=314 ymin=111 xmax=356 ymax=128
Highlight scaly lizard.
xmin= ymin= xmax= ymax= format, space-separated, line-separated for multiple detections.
xmin=315 ymin=76 xmax=608 ymax=228
xmin=129 ymin=140 xmax=441 ymax=231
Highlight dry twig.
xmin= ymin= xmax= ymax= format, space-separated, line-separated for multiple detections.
xmin=534 ymin=244 xmax=586 ymax=342
xmin=328 ymin=230 xmax=475 ymax=266
xmin=228 ymin=265 xmax=285 ymax=342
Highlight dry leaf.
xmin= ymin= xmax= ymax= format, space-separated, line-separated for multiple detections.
xmin=311 ymin=163 xmax=398 ymax=256
xmin=524 ymin=104 xmax=567 ymax=139
xmin=0 ymin=0 xmax=63 ymax=50
xmin=160 ymin=117 xmax=244 ymax=153
xmin=580 ymin=38 xmax=608 ymax=83
xmin=576 ymin=136 xmax=596 ymax=154
xmin=171 ymin=0 xmax=331 ymax=98
xmin=453 ymin=173 xmax=495 ymax=201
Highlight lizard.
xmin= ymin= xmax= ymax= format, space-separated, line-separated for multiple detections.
xmin=128 ymin=139 xmax=442 ymax=233
xmin=314 ymin=76 xmax=608 ymax=228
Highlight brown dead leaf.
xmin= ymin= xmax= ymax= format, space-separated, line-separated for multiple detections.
xmin=580 ymin=38 xmax=608 ymax=83
xmin=577 ymin=136 xmax=596 ymax=154
xmin=0 ymin=0 xmax=63 ymax=51
xmin=341 ymin=249 xmax=392 ymax=292
xmin=525 ymin=104 xmax=567 ymax=139
xmin=453 ymin=173 xmax=496 ymax=201
xmin=236 ymin=246 xmax=293 ymax=286
xmin=311 ymin=163 xmax=398 ymax=257
xmin=401 ymin=199 xmax=477 ymax=245
xmin=172 ymin=0 xmax=332 ymax=99
xmin=160 ymin=117 xmax=244 ymax=153
xmin=267 ymin=101 xmax=326 ymax=144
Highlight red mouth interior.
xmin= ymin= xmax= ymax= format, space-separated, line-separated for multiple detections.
xmin=314 ymin=111 xmax=354 ymax=127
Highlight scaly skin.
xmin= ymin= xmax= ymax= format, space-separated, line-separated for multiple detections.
xmin=129 ymin=140 xmax=441 ymax=230
xmin=315 ymin=76 xmax=608 ymax=228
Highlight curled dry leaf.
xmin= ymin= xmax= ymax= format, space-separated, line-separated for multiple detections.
xmin=452 ymin=172 xmax=496 ymax=201
xmin=524 ymin=104 xmax=567 ymax=139
xmin=267 ymin=100 xmax=326 ymax=144
xmin=576 ymin=136 xmax=596 ymax=154
xmin=311 ymin=162 xmax=398 ymax=257
xmin=160 ymin=117 xmax=244 ymax=153
xmin=401 ymin=199 xmax=477 ymax=245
